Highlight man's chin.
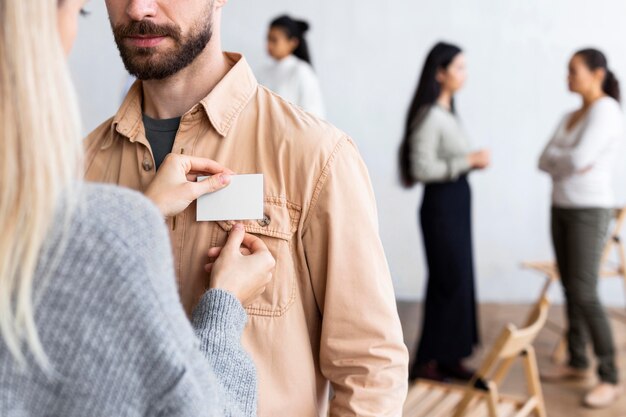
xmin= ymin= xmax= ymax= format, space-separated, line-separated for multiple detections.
xmin=123 ymin=53 xmax=168 ymax=70
xmin=123 ymin=60 xmax=179 ymax=81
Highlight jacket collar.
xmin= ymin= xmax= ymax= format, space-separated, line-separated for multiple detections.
xmin=112 ymin=52 xmax=258 ymax=141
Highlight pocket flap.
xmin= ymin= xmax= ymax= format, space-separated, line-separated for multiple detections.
xmin=216 ymin=195 xmax=300 ymax=240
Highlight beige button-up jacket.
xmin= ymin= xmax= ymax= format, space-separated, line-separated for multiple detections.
xmin=85 ymin=53 xmax=408 ymax=417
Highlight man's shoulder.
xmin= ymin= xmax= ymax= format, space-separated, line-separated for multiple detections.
xmin=83 ymin=117 xmax=118 ymax=176
xmin=85 ymin=116 xmax=116 ymax=146
xmin=255 ymin=85 xmax=348 ymax=154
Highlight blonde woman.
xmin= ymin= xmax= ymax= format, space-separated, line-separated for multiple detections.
xmin=0 ymin=1 xmax=275 ymax=416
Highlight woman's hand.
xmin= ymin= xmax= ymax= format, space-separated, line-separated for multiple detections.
xmin=468 ymin=149 xmax=491 ymax=170
xmin=145 ymin=154 xmax=233 ymax=217
xmin=204 ymin=224 xmax=276 ymax=305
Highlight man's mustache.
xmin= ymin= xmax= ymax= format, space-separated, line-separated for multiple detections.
xmin=113 ymin=20 xmax=180 ymax=41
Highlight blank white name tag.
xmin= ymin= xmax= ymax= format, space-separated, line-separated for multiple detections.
xmin=196 ymin=174 xmax=264 ymax=222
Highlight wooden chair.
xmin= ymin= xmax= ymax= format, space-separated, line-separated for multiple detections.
xmin=522 ymin=206 xmax=626 ymax=362
xmin=403 ymin=297 xmax=549 ymax=417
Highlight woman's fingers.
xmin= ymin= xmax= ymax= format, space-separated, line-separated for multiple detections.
xmin=241 ymin=233 xmax=275 ymax=271
xmin=241 ymin=232 xmax=270 ymax=254
xmin=223 ymin=223 xmax=246 ymax=253
xmin=207 ymin=247 xmax=223 ymax=258
xmin=183 ymin=155 xmax=229 ymax=175
xmin=188 ymin=168 xmax=235 ymax=176
xmin=207 ymin=244 xmax=254 ymax=261
xmin=188 ymin=173 xmax=231 ymax=199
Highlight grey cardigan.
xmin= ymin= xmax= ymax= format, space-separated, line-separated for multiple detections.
xmin=409 ymin=105 xmax=472 ymax=183
xmin=0 ymin=183 xmax=257 ymax=417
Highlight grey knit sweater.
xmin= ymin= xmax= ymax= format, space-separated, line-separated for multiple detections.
xmin=0 ymin=183 xmax=257 ymax=416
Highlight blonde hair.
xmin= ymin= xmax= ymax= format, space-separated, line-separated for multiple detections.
xmin=0 ymin=0 xmax=83 ymax=369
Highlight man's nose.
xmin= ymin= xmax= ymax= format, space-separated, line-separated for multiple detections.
xmin=126 ymin=0 xmax=158 ymax=21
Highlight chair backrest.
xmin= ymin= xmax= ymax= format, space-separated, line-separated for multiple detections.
xmin=452 ymin=298 xmax=549 ymax=417
xmin=498 ymin=297 xmax=549 ymax=359
xmin=473 ymin=296 xmax=549 ymax=382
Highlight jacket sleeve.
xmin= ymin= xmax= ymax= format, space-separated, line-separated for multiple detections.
xmin=301 ymin=136 xmax=409 ymax=417
xmin=409 ymin=111 xmax=471 ymax=182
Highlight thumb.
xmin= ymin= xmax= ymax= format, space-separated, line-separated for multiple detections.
xmin=223 ymin=223 xmax=245 ymax=253
xmin=190 ymin=173 xmax=231 ymax=198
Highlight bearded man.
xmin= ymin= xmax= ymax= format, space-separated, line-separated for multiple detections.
xmin=85 ymin=1 xmax=409 ymax=416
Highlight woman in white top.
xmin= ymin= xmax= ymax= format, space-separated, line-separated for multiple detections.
xmin=258 ymin=15 xmax=325 ymax=118
xmin=539 ymin=48 xmax=624 ymax=409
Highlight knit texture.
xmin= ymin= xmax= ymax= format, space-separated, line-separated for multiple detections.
xmin=0 ymin=183 xmax=257 ymax=416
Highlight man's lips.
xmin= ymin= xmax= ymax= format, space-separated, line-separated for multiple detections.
xmin=125 ymin=35 xmax=167 ymax=48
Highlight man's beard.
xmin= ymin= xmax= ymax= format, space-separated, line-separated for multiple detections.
xmin=112 ymin=15 xmax=213 ymax=81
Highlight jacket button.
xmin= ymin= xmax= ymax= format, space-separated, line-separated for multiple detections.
xmin=257 ymin=215 xmax=271 ymax=227
xmin=142 ymin=159 xmax=153 ymax=171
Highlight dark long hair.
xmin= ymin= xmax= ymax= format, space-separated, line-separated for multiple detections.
xmin=575 ymin=48 xmax=620 ymax=102
xmin=270 ymin=15 xmax=312 ymax=66
xmin=398 ymin=42 xmax=463 ymax=187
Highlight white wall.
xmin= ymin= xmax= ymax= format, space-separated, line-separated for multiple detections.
xmin=71 ymin=1 xmax=626 ymax=305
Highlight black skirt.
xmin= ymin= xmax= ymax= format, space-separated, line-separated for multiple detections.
xmin=412 ymin=175 xmax=479 ymax=367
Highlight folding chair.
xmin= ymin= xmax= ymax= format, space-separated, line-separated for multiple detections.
xmin=522 ymin=206 xmax=626 ymax=362
xmin=403 ymin=298 xmax=549 ymax=417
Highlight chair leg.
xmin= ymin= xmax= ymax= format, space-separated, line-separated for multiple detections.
xmin=487 ymin=388 xmax=499 ymax=417
xmin=523 ymin=347 xmax=547 ymax=417
xmin=492 ymin=357 xmax=515 ymax=386
xmin=453 ymin=383 xmax=478 ymax=417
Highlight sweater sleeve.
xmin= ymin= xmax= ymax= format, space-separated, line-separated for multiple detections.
xmin=538 ymin=116 xmax=567 ymax=178
xmin=96 ymin=189 xmax=257 ymax=417
xmin=145 ymin=289 xmax=256 ymax=417
xmin=540 ymin=101 xmax=623 ymax=177
xmin=409 ymin=110 xmax=471 ymax=182
xmin=191 ymin=289 xmax=257 ymax=417
xmin=137 ymin=228 xmax=257 ymax=416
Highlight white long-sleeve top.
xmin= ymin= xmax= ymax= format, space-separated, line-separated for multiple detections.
xmin=257 ymin=55 xmax=326 ymax=118
xmin=539 ymin=96 xmax=624 ymax=208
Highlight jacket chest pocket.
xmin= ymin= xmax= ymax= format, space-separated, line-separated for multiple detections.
xmin=217 ymin=197 xmax=301 ymax=317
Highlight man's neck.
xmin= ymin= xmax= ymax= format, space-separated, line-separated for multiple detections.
xmin=141 ymin=43 xmax=232 ymax=120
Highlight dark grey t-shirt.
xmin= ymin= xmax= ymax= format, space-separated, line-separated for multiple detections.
xmin=143 ymin=114 xmax=182 ymax=170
